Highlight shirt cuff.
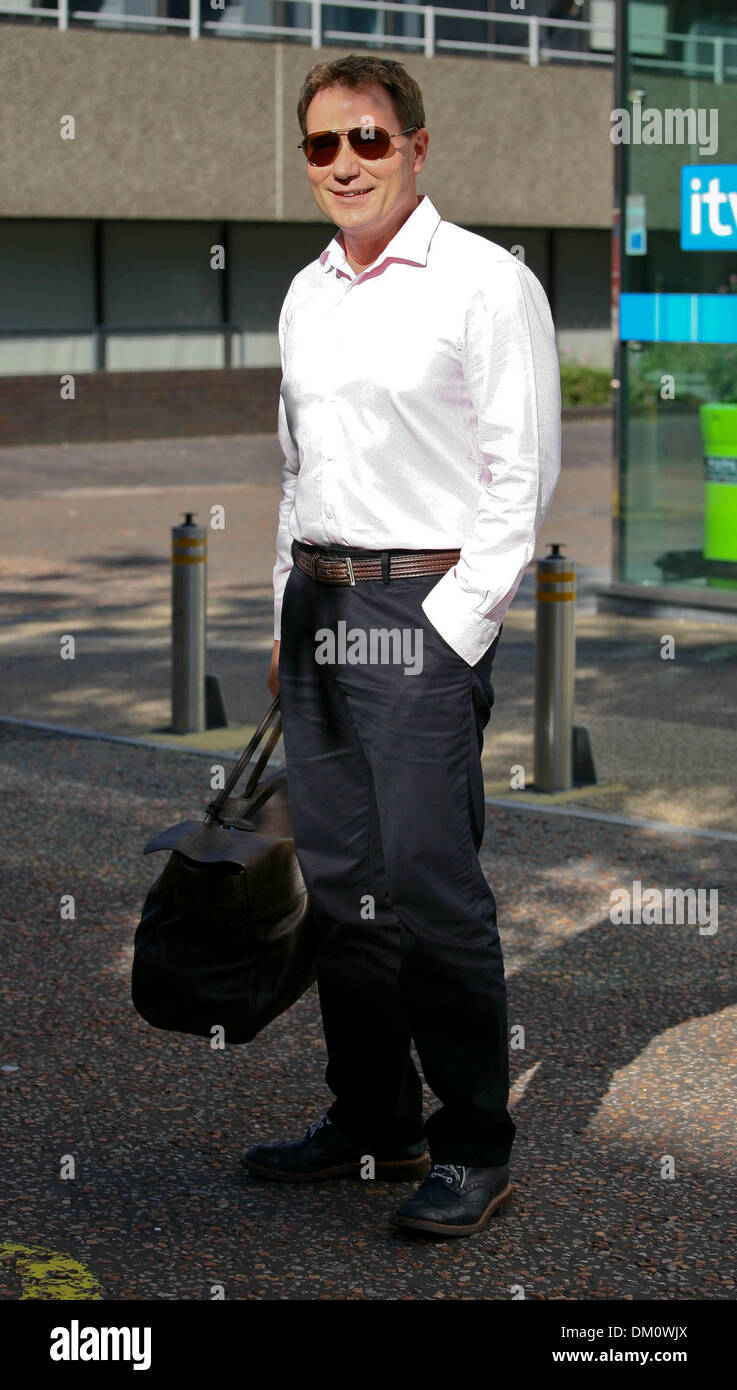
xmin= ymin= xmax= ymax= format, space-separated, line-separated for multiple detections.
xmin=421 ymin=566 xmax=502 ymax=667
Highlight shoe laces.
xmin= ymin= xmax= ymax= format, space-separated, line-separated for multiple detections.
xmin=305 ymin=1115 xmax=331 ymax=1139
xmin=430 ymin=1163 xmax=466 ymax=1189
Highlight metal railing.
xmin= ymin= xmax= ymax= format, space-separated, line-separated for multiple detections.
xmin=5 ymin=2 xmax=609 ymax=65
xmin=3 ymin=2 xmax=737 ymax=80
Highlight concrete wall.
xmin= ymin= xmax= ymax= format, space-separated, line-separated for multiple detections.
xmin=0 ymin=29 xmax=616 ymax=435
xmin=0 ymin=30 xmax=614 ymax=227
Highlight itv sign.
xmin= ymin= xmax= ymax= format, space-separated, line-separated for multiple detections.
xmin=681 ymin=165 xmax=737 ymax=249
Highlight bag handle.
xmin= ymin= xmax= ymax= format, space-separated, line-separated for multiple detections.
xmin=203 ymin=695 xmax=281 ymax=826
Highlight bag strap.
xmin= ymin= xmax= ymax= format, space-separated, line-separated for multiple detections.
xmin=203 ymin=695 xmax=281 ymax=826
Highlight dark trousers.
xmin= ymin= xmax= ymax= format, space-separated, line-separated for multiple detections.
xmin=278 ymin=540 xmax=515 ymax=1167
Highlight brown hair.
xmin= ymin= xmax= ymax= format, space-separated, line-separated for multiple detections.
xmin=297 ymin=53 xmax=426 ymax=139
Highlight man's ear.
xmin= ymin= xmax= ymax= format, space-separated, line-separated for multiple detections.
xmin=412 ymin=129 xmax=429 ymax=172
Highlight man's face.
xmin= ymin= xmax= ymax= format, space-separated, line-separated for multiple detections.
xmin=303 ymin=83 xmax=428 ymax=240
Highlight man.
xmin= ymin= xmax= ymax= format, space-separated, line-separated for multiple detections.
xmin=243 ymin=53 xmax=561 ymax=1238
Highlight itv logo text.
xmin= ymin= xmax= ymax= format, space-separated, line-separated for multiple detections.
xmin=681 ymin=165 xmax=737 ymax=249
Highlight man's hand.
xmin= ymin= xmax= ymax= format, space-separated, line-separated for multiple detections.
xmin=267 ymin=639 xmax=281 ymax=698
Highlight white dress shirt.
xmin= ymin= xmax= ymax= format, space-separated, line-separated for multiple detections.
xmin=272 ymin=191 xmax=561 ymax=666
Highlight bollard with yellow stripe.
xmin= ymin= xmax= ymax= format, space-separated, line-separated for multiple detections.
xmin=534 ymin=542 xmax=576 ymax=793
xmin=535 ymin=571 xmax=576 ymax=602
xmin=172 ymin=512 xmax=207 ymax=734
xmin=172 ymin=534 xmax=207 ymax=566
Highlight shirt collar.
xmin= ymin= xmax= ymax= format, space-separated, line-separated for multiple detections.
xmin=319 ymin=193 xmax=441 ymax=280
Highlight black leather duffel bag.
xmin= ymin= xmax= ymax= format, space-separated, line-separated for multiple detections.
xmin=131 ymin=695 xmax=316 ymax=1044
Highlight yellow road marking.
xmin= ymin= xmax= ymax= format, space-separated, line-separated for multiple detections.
xmin=0 ymin=1243 xmax=103 ymax=1300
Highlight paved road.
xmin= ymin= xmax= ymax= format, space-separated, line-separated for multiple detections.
xmin=0 ymin=421 xmax=735 ymax=1301
xmin=0 ymin=420 xmax=735 ymax=831
xmin=0 ymin=723 xmax=734 ymax=1300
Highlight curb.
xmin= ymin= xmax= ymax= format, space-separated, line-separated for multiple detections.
xmin=1 ymin=714 xmax=735 ymax=845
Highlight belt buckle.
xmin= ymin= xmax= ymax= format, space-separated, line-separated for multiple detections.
xmin=344 ymin=556 xmax=356 ymax=586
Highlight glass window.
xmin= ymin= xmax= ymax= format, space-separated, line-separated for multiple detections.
xmin=618 ymin=0 xmax=737 ymax=595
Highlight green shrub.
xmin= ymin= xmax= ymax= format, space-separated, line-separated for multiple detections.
xmin=560 ymin=363 xmax=613 ymax=407
xmin=627 ymin=342 xmax=737 ymax=408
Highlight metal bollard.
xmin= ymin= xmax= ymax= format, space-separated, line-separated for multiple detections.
xmin=534 ymin=542 xmax=576 ymax=792
xmin=171 ymin=512 xmax=207 ymax=734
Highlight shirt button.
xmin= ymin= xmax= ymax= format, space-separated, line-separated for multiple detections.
xmin=324 ymin=505 xmax=334 ymax=518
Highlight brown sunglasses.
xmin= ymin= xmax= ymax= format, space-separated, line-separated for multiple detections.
xmin=298 ymin=125 xmax=419 ymax=167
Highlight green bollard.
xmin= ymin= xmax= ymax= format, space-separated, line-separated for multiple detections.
xmin=700 ymin=403 xmax=737 ymax=591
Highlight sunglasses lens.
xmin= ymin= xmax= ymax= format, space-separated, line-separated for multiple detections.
xmin=348 ymin=126 xmax=391 ymax=159
xmin=306 ymin=133 xmax=341 ymax=166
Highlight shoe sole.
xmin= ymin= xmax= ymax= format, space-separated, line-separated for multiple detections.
xmin=393 ymin=1182 xmax=514 ymax=1236
xmin=242 ymin=1153 xmax=432 ymax=1183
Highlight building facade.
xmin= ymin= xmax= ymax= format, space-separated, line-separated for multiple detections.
xmin=1 ymin=1 xmax=618 ymax=442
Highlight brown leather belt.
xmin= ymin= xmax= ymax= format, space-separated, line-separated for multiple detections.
xmin=292 ymin=539 xmax=461 ymax=586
